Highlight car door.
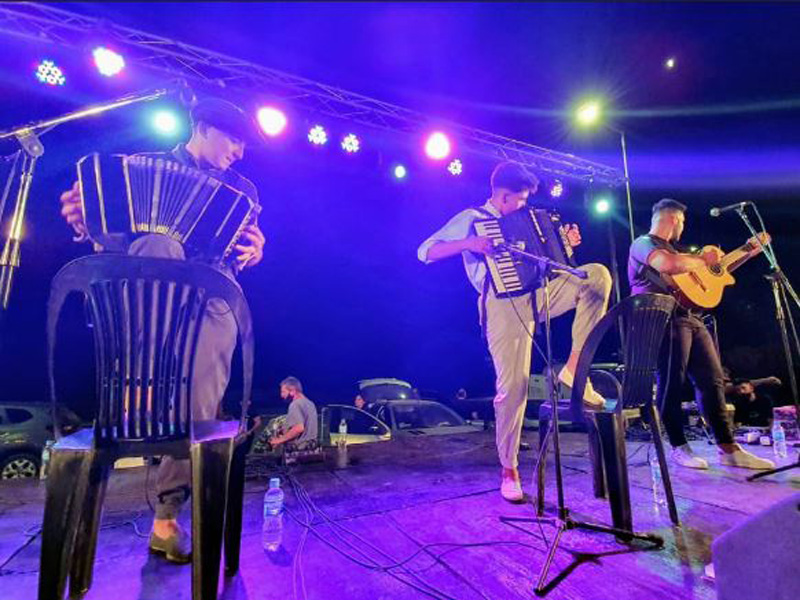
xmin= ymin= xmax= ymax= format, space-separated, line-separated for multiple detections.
xmin=325 ymin=405 xmax=391 ymax=446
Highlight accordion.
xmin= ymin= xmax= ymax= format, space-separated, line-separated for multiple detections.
xmin=473 ymin=207 xmax=577 ymax=298
xmin=77 ymin=153 xmax=259 ymax=264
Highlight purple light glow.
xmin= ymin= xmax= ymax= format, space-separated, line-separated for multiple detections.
xmin=93 ymin=47 xmax=125 ymax=77
xmin=425 ymin=132 xmax=451 ymax=160
xmin=257 ymin=107 xmax=287 ymax=137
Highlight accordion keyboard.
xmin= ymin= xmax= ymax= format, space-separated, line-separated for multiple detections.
xmin=473 ymin=219 xmax=525 ymax=296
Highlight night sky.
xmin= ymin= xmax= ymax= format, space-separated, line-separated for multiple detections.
xmin=1 ymin=2 xmax=799 ymax=414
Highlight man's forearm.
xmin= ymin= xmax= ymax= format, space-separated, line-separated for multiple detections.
xmin=425 ymin=239 xmax=471 ymax=262
xmin=273 ymin=424 xmax=305 ymax=445
xmin=650 ymin=252 xmax=707 ymax=275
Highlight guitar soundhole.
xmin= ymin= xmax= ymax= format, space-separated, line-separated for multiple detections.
xmin=710 ymin=264 xmax=722 ymax=276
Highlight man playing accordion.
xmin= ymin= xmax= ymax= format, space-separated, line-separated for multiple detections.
xmin=58 ymin=97 xmax=266 ymax=563
xmin=417 ymin=162 xmax=612 ymax=502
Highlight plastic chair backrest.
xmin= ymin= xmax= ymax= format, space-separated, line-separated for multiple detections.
xmin=47 ymin=254 xmax=253 ymax=444
xmin=570 ymin=293 xmax=676 ymax=414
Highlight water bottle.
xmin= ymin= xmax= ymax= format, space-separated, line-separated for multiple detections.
xmin=40 ymin=440 xmax=54 ymax=480
xmin=262 ymin=477 xmax=284 ymax=552
xmin=772 ymin=422 xmax=788 ymax=459
xmin=338 ymin=418 xmax=348 ymax=446
xmin=649 ymin=452 xmax=667 ymax=508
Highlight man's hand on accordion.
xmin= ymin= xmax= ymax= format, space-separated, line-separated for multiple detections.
xmin=234 ymin=224 xmax=266 ymax=269
xmin=563 ymin=224 xmax=582 ymax=248
xmin=463 ymin=236 xmax=495 ymax=255
xmin=59 ymin=180 xmax=89 ymax=241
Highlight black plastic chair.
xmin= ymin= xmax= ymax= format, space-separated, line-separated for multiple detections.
xmin=537 ymin=293 xmax=680 ymax=533
xmin=39 ymin=254 xmax=254 ymax=600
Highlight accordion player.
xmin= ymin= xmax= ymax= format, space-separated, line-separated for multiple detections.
xmin=76 ymin=152 xmax=260 ymax=266
xmin=473 ymin=207 xmax=578 ymax=298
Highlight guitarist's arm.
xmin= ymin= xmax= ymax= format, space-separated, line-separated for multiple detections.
xmin=647 ymin=248 xmax=718 ymax=275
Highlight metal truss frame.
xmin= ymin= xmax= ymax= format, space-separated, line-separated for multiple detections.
xmin=0 ymin=2 xmax=624 ymax=185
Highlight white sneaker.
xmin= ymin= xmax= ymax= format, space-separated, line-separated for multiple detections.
xmin=500 ymin=477 xmax=524 ymax=502
xmin=671 ymin=444 xmax=709 ymax=470
xmin=718 ymin=445 xmax=776 ymax=470
xmin=558 ymin=367 xmax=605 ymax=409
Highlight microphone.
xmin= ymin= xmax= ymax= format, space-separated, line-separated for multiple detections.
xmin=710 ymin=201 xmax=751 ymax=217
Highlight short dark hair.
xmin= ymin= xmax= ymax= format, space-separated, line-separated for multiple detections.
xmin=490 ymin=162 xmax=539 ymax=193
xmin=652 ymin=198 xmax=687 ymax=215
xmin=280 ymin=376 xmax=303 ymax=393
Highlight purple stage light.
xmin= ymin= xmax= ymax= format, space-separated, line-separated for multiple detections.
xmin=393 ymin=164 xmax=407 ymax=179
xmin=257 ymin=107 xmax=287 ymax=137
xmin=308 ymin=125 xmax=328 ymax=145
xmin=35 ymin=59 xmax=65 ymax=86
xmin=342 ymin=134 xmax=360 ymax=153
xmin=93 ymin=47 xmax=125 ymax=77
xmin=425 ymin=132 xmax=451 ymax=160
xmin=447 ymin=159 xmax=463 ymax=176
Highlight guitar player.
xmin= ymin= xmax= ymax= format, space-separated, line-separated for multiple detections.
xmin=628 ymin=198 xmax=775 ymax=471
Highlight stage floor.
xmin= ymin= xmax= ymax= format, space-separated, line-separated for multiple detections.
xmin=1 ymin=431 xmax=797 ymax=600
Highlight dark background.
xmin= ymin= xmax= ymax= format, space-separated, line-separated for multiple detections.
xmin=1 ymin=2 xmax=799 ymax=413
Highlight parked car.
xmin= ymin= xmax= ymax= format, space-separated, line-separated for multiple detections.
xmin=0 ymin=402 xmax=84 ymax=480
xmin=357 ymin=378 xmax=482 ymax=436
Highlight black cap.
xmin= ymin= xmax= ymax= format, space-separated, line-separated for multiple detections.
xmin=190 ymin=98 xmax=261 ymax=145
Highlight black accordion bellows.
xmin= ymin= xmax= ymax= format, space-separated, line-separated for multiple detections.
xmin=77 ymin=152 xmax=259 ymax=264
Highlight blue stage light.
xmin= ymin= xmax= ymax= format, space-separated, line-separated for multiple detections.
xmin=342 ymin=134 xmax=360 ymax=153
xmin=35 ymin=60 xmax=65 ymax=86
xmin=93 ymin=47 xmax=125 ymax=77
xmin=152 ymin=110 xmax=179 ymax=135
xmin=308 ymin=125 xmax=328 ymax=145
xmin=393 ymin=164 xmax=407 ymax=179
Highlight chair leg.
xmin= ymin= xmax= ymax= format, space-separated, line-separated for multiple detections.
xmin=595 ymin=412 xmax=634 ymax=534
xmin=587 ymin=420 xmax=607 ymax=499
xmin=536 ymin=416 xmax=550 ymax=516
xmin=224 ymin=439 xmax=247 ymax=577
xmin=69 ymin=450 xmax=112 ymax=597
xmin=191 ymin=439 xmax=233 ymax=600
xmin=38 ymin=449 xmax=89 ymax=600
xmin=648 ymin=404 xmax=681 ymax=526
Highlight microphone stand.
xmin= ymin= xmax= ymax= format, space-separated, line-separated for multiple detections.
xmin=731 ymin=205 xmax=800 ymax=481
xmin=0 ymin=86 xmax=171 ymax=311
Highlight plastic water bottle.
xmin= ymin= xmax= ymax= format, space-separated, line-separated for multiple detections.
xmin=772 ymin=422 xmax=788 ymax=459
xmin=649 ymin=452 xmax=667 ymax=508
xmin=40 ymin=440 xmax=54 ymax=480
xmin=338 ymin=418 xmax=348 ymax=446
xmin=262 ymin=477 xmax=284 ymax=552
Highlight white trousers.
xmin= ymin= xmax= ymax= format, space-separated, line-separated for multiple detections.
xmin=482 ymin=263 xmax=612 ymax=469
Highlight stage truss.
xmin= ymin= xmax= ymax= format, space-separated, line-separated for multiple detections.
xmin=0 ymin=2 xmax=624 ymax=185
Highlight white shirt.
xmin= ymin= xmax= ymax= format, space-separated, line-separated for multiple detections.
xmin=417 ymin=200 xmax=501 ymax=294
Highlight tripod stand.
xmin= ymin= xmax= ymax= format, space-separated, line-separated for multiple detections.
xmin=734 ymin=205 xmax=800 ymax=481
xmin=497 ymin=248 xmax=662 ymax=596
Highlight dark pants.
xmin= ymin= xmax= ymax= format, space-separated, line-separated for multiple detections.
xmin=129 ymin=234 xmax=238 ymax=520
xmin=656 ymin=313 xmax=734 ymax=447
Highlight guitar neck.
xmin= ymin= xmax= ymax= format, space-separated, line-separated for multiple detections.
xmin=721 ymin=241 xmax=756 ymax=273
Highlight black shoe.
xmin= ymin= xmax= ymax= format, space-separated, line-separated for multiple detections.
xmin=149 ymin=527 xmax=191 ymax=564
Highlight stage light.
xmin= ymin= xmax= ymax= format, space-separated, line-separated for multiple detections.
xmin=35 ymin=59 xmax=65 ymax=86
xmin=593 ymin=197 xmax=612 ymax=215
xmin=664 ymin=57 xmax=677 ymax=70
xmin=152 ymin=110 xmax=179 ymax=135
xmin=425 ymin=131 xmax=451 ymax=160
xmin=308 ymin=125 xmax=328 ymax=145
xmin=393 ymin=164 xmax=407 ymax=179
xmin=575 ymin=100 xmax=602 ymax=127
xmin=447 ymin=159 xmax=463 ymax=176
xmin=550 ymin=180 xmax=564 ymax=198
xmin=257 ymin=107 xmax=287 ymax=137
xmin=342 ymin=134 xmax=360 ymax=153
xmin=92 ymin=47 xmax=125 ymax=77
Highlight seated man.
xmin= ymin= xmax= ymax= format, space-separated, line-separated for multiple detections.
xmin=269 ymin=377 xmax=319 ymax=451
xmin=723 ymin=368 xmax=782 ymax=427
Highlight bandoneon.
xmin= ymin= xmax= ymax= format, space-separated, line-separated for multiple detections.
xmin=77 ymin=152 xmax=259 ymax=264
xmin=473 ymin=207 xmax=576 ymax=298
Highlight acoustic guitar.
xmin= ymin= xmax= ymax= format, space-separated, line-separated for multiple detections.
xmin=666 ymin=232 xmax=769 ymax=310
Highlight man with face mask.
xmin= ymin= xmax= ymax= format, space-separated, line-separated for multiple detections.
xmin=417 ymin=161 xmax=612 ymax=502
xmin=57 ymin=97 xmax=266 ymax=563
xmin=628 ymin=198 xmax=774 ymax=472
